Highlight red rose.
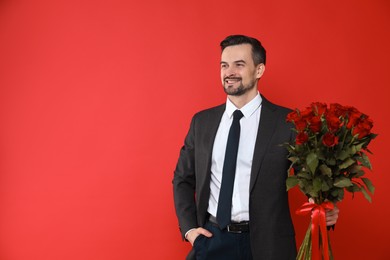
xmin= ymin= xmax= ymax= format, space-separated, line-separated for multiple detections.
xmin=296 ymin=132 xmax=309 ymax=145
xmin=326 ymin=113 xmax=342 ymax=132
xmin=347 ymin=113 xmax=362 ymax=129
xmin=300 ymin=107 xmax=314 ymax=120
xmin=286 ymin=110 xmax=300 ymax=122
xmin=346 ymin=107 xmax=363 ymax=129
xmin=295 ymin=119 xmax=307 ymax=131
xmin=329 ymin=103 xmax=348 ymax=117
xmin=346 ymin=106 xmax=361 ymax=114
xmin=352 ymin=117 xmax=373 ymax=139
xmin=322 ymin=132 xmax=339 ymax=147
xmin=309 ymin=116 xmax=322 ymax=133
xmin=311 ymin=102 xmax=327 ymax=116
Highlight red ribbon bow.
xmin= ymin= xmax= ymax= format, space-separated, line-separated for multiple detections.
xmin=296 ymin=201 xmax=334 ymax=260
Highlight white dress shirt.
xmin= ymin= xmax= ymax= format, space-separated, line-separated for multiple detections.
xmin=207 ymin=93 xmax=262 ymax=222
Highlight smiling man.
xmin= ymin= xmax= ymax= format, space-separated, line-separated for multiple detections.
xmin=220 ymin=43 xmax=265 ymax=108
xmin=173 ymin=35 xmax=339 ymax=260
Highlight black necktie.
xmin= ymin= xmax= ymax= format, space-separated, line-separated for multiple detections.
xmin=216 ymin=110 xmax=244 ymax=229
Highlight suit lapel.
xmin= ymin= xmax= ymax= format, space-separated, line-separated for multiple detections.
xmin=197 ymin=104 xmax=225 ymax=224
xmin=203 ymin=104 xmax=225 ymax=172
xmin=249 ymin=97 xmax=278 ymax=192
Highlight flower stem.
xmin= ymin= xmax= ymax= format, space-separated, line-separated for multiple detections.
xmin=297 ymin=223 xmax=312 ymax=260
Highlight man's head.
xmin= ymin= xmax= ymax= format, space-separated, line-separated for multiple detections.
xmin=220 ymin=35 xmax=266 ymax=66
xmin=220 ymin=35 xmax=266 ymax=98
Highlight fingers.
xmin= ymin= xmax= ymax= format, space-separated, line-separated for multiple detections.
xmin=308 ymin=198 xmax=340 ymax=226
xmin=326 ymin=205 xmax=339 ymax=226
xmin=187 ymin=227 xmax=213 ymax=246
xmin=197 ymin=227 xmax=213 ymax=237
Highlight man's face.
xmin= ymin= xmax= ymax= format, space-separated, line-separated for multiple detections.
xmin=220 ymin=44 xmax=264 ymax=96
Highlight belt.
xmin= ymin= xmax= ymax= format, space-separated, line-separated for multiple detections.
xmin=209 ymin=215 xmax=250 ymax=233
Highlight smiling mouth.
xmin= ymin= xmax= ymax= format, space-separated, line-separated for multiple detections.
xmin=225 ymin=77 xmax=242 ymax=84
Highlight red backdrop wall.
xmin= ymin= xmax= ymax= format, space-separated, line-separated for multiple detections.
xmin=1 ymin=0 xmax=389 ymax=259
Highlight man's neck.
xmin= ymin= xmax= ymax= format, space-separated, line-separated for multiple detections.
xmin=227 ymin=90 xmax=258 ymax=109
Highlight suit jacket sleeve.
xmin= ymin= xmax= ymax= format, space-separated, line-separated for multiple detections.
xmin=172 ymin=115 xmax=198 ymax=239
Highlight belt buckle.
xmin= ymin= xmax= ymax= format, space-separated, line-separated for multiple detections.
xmin=227 ymin=224 xmax=242 ymax=234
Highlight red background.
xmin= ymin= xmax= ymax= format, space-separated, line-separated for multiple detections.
xmin=1 ymin=0 xmax=389 ymax=259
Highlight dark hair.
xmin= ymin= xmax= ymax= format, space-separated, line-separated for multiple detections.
xmin=220 ymin=35 xmax=266 ymax=65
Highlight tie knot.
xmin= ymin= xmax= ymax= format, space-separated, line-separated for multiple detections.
xmin=233 ymin=110 xmax=244 ymax=121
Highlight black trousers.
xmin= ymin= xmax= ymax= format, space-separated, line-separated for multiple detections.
xmin=193 ymin=221 xmax=253 ymax=260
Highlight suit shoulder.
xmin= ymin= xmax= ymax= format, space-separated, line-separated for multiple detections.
xmin=274 ymin=104 xmax=293 ymax=117
xmin=262 ymin=97 xmax=292 ymax=116
xmin=192 ymin=103 xmax=225 ymax=120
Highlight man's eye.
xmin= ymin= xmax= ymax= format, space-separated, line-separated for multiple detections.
xmin=237 ymin=63 xmax=244 ymax=67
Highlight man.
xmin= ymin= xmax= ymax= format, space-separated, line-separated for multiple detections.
xmin=173 ymin=35 xmax=338 ymax=260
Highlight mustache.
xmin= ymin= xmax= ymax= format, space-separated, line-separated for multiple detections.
xmin=224 ymin=76 xmax=242 ymax=81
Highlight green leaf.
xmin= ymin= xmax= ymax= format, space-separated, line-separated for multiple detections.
xmin=360 ymin=186 xmax=372 ymax=203
xmin=313 ymin=177 xmax=322 ymax=193
xmin=326 ymin=158 xmax=336 ymax=166
xmin=331 ymin=189 xmax=339 ymax=197
xmin=362 ymin=178 xmax=375 ymax=194
xmin=319 ymin=164 xmax=332 ymax=177
xmin=285 ymin=144 xmax=295 ymax=153
xmin=317 ymin=150 xmax=326 ymax=161
xmin=349 ymin=164 xmax=362 ymax=173
xmin=308 ymin=189 xmax=318 ymax=198
xmin=351 ymin=143 xmax=364 ymax=154
xmin=337 ymin=149 xmax=350 ymax=161
xmin=286 ymin=176 xmax=299 ymax=191
xmin=299 ymin=179 xmax=313 ymax=198
xmin=306 ymin=152 xmax=319 ymax=174
xmin=288 ymin=156 xmax=299 ymax=163
xmin=321 ymin=181 xmax=330 ymax=192
xmin=346 ymin=183 xmax=361 ymax=193
xmin=339 ymin=158 xmax=355 ymax=170
xmin=331 ymin=187 xmax=345 ymax=201
xmin=334 ymin=177 xmax=353 ymax=188
xmin=297 ymin=172 xmax=312 ymax=180
xmin=353 ymin=170 xmax=366 ymax=178
xmin=338 ymin=188 xmax=345 ymax=201
xmin=357 ymin=152 xmax=372 ymax=170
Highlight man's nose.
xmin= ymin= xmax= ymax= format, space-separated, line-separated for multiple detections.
xmin=225 ymin=67 xmax=236 ymax=77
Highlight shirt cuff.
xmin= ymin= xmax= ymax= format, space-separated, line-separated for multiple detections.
xmin=184 ymin=228 xmax=197 ymax=240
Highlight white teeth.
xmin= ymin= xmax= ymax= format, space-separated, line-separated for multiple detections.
xmin=226 ymin=79 xmax=239 ymax=84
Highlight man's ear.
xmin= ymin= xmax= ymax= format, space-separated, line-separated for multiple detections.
xmin=256 ymin=63 xmax=265 ymax=79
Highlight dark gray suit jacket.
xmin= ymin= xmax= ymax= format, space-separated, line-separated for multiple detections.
xmin=173 ymin=96 xmax=297 ymax=259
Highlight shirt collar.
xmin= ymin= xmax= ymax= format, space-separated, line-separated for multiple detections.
xmin=226 ymin=92 xmax=262 ymax=119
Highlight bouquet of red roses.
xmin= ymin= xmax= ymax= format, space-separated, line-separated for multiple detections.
xmin=285 ymin=102 xmax=377 ymax=260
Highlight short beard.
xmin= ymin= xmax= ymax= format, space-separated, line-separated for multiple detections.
xmin=223 ymin=79 xmax=257 ymax=96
